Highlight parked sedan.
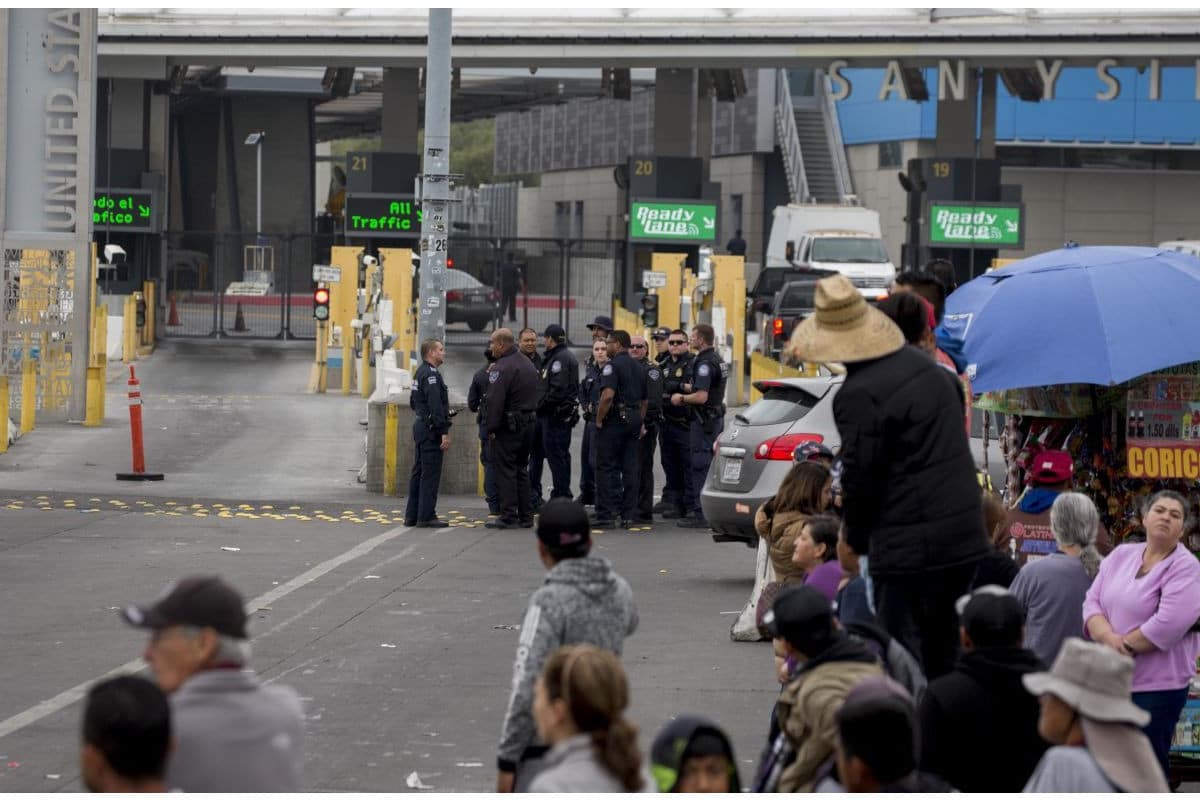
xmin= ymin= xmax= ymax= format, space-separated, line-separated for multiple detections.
xmin=701 ymin=376 xmax=842 ymax=546
xmin=443 ymin=267 xmax=500 ymax=331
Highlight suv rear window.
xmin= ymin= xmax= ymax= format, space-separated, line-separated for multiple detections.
xmin=779 ymin=283 xmax=816 ymax=309
xmin=740 ymin=384 xmax=821 ymax=426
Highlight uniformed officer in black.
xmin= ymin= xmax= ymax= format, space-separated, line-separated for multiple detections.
xmin=577 ymin=338 xmax=608 ymax=506
xmin=535 ymin=323 xmax=579 ymax=500
xmin=669 ymin=323 xmax=726 ymax=528
xmin=593 ymin=329 xmax=646 ymax=528
xmin=484 ymin=328 xmax=541 ymax=529
xmin=630 ymin=335 xmax=664 ymax=522
xmin=520 ymin=327 xmax=546 ymax=508
xmin=406 ymin=339 xmax=451 ymax=527
xmin=656 ymin=328 xmax=695 ymax=518
xmin=467 ymin=348 xmax=500 ymax=515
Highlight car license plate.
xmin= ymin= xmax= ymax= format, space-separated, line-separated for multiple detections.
xmin=721 ymin=457 xmax=742 ymax=483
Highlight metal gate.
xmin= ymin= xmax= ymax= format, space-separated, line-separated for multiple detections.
xmin=443 ymin=236 xmax=624 ymax=347
xmin=161 ymin=231 xmax=317 ymax=340
xmin=2 ymin=246 xmax=80 ymax=422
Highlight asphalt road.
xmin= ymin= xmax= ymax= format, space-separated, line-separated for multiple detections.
xmin=0 ymin=340 xmax=773 ymax=792
xmin=0 ymin=339 xmax=1010 ymax=792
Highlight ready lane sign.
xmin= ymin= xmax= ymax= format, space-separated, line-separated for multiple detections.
xmin=927 ymin=202 xmax=1024 ymax=249
xmin=630 ymin=199 xmax=718 ymax=243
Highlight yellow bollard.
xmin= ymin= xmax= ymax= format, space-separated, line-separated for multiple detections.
xmin=360 ymin=325 xmax=373 ymax=399
xmin=142 ymin=281 xmax=156 ymax=350
xmin=122 ymin=295 xmax=137 ymax=362
xmin=0 ymin=376 xmax=8 ymax=453
xmin=341 ymin=340 xmax=353 ymax=395
xmin=84 ymin=362 xmax=105 ymax=426
xmin=384 ymin=404 xmax=399 ymax=496
xmin=20 ymin=356 xmax=36 ymax=434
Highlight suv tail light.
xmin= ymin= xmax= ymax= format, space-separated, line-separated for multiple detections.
xmin=772 ymin=317 xmax=784 ymax=337
xmin=755 ymin=433 xmax=824 ymax=460
xmin=446 ymin=290 xmax=463 ymax=302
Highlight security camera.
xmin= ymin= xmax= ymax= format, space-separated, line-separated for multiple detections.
xmin=103 ymin=244 xmax=127 ymax=264
xmin=362 ymin=254 xmax=378 ymax=268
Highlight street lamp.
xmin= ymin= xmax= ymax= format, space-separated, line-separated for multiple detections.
xmin=243 ymin=131 xmax=265 ymax=240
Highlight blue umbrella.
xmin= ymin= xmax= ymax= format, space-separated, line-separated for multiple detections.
xmin=943 ymin=245 xmax=1200 ymax=393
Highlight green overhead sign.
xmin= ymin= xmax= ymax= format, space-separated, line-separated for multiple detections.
xmin=345 ymin=194 xmax=422 ymax=238
xmin=629 ymin=199 xmax=718 ymax=243
xmin=94 ymin=189 xmax=157 ymax=232
xmin=927 ymin=202 xmax=1024 ymax=249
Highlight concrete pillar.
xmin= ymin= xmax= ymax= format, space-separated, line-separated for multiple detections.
xmin=935 ymin=68 xmax=978 ymax=158
xmin=697 ymin=87 xmax=714 ymax=182
xmin=979 ymin=69 xmax=997 ymax=159
xmin=148 ymin=90 xmax=170 ymax=333
xmin=654 ymin=68 xmax=697 ymax=157
xmin=108 ymin=78 xmax=144 ymax=149
xmin=382 ymin=67 xmax=420 ymax=153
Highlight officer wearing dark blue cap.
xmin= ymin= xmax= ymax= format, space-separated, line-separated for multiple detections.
xmin=593 ymin=330 xmax=645 ymax=528
xmin=536 ymin=323 xmax=579 ymax=500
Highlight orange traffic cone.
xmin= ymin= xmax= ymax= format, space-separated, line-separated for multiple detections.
xmin=167 ymin=294 xmax=180 ymax=326
xmin=233 ymin=301 xmax=247 ymax=332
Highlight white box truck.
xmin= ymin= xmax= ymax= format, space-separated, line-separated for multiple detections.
xmin=764 ymin=205 xmax=896 ymax=298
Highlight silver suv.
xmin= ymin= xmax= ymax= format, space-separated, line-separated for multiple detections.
xmin=701 ymin=376 xmax=842 ymax=546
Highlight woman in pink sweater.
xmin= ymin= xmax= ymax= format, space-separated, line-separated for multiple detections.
xmin=1083 ymin=490 xmax=1200 ymax=778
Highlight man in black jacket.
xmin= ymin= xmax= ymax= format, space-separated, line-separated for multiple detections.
xmin=785 ymin=275 xmax=988 ymax=680
xmin=468 ymin=348 xmax=500 ymax=514
xmin=918 ymin=586 xmax=1047 ymax=792
xmin=485 ymin=328 xmax=541 ymax=529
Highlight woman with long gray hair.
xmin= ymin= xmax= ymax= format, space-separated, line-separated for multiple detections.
xmin=1009 ymin=492 xmax=1103 ymax=666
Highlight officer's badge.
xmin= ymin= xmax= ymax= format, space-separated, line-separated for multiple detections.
xmin=698 ymin=363 xmax=710 ymax=376
xmin=602 ymin=364 xmax=613 ymax=376
xmin=488 ymin=371 xmax=500 ymax=383
xmin=427 ymin=376 xmax=438 ymax=384
xmin=551 ymin=360 xmax=563 ymax=373
xmin=675 ymin=368 xmax=683 ymax=377
xmin=649 ymin=369 xmax=661 ymax=380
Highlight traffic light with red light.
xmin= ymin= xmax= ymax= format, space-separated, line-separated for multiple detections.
xmin=313 ymin=286 xmax=331 ymax=321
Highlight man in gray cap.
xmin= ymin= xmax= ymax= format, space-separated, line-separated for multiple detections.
xmin=122 ymin=575 xmax=304 ymax=792
xmin=534 ymin=323 xmax=579 ymax=500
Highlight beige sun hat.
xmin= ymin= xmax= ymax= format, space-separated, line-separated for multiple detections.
xmin=1022 ymin=638 xmax=1167 ymax=793
xmin=783 ymin=274 xmax=904 ymax=364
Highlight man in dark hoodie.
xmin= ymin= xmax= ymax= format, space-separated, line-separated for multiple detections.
xmin=496 ymin=499 xmax=639 ymax=792
xmin=753 ymin=586 xmax=882 ymax=793
xmin=650 ymin=715 xmax=741 ymax=792
xmin=918 ymin=585 xmax=1047 ymax=792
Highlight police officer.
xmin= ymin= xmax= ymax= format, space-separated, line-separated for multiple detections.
xmin=577 ymin=338 xmax=608 ymax=507
xmin=593 ymin=330 xmax=645 ymax=528
xmin=669 ymin=323 xmax=726 ymax=528
xmin=656 ymin=328 xmax=694 ymax=518
xmin=484 ymin=328 xmax=541 ymax=529
xmin=630 ymin=335 xmax=663 ymax=522
xmin=467 ymin=348 xmax=500 ymax=515
xmin=651 ymin=327 xmax=671 ymax=365
xmin=536 ymin=323 xmax=579 ymax=500
xmin=520 ymin=327 xmax=546 ymax=508
xmin=406 ymin=339 xmax=451 ymax=528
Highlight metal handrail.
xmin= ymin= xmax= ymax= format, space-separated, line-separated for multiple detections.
xmin=819 ymin=71 xmax=855 ymax=202
xmin=774 ymin=69 xmax=810 ymax=204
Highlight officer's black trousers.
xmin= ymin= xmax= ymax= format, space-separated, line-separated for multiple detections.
xmin=579 ymin=424 xmax=596 ymax=504
xmin=405 ymin=419 xmax=444 ymax=523
xmin=528 ymin=421 xmax=544 ymax=506
xmin=541 ymin=418 xmax=573 ymax=499
xmin=596 ymin=416 xmax=640 ymax=521
xmin=637 ymin=423 xmax=657 ymax=518
xmin=687 ymin=415 xmax=724 ymax=517
xmin=659 ymin=420 xmax=690 ymax=512
xmin=478 ymin=428 xmax=500 ymax=513
xmin=493 ymin=425 xmax=535 ymax=524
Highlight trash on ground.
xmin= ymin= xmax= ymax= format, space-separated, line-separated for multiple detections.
xmin=220 ymin=546 xmax=241 ymax=552
xmin=406 ymin=771 xmax=433 ymax=790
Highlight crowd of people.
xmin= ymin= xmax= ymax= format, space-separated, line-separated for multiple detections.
xmin=75 ymin=268 xmax=1200 ymax=793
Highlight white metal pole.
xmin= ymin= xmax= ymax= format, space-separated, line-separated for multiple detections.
xmin=418 ymin=9 xmax=452 ymax=344
xmin=255 ymin=140 xmax=263 ymax=239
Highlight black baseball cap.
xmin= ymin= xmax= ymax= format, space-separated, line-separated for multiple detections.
xmin=651 ymin=327 xmax=671 ymax=340
xmin=122 ymin=575 xmax=248 ymax=639
xmin=586 ymin=315 xmax=614 ymax=332
xmin=793 ymin=441 xmax=834 ymax=463
xmin=543 ymin=323 xmax=566 ymax=341
xmin=956 ymin=585 xmax=1024 ymax=647
xmin=536 ymin=498 xmax=591 ymax=555
xmin=762 ymin=585 xmax=836 ymax=655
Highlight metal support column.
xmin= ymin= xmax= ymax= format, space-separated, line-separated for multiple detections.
xmin=417 ymin=9 xmax=452 ymax=345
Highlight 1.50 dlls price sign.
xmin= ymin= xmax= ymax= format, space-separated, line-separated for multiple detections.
xmin=629 ymin=199 xmax=718 ymax=244
xmin=94 ymin=189 xmax=157 ymax=232
xmin=927 ymin=202 xmax=1024 ymax=249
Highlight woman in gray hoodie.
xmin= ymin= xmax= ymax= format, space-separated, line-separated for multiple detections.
xmin=529 ymin=645 xmax=652 ymax=793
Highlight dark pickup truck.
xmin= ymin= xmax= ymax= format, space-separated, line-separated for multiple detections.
xmin=762 ymin=279 xmax=821 ymax=359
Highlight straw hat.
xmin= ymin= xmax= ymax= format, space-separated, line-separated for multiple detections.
xmin=784 ymin=275 xmax=904 ymax=364
xmin=1022 ymin=638 xmax=1167 ymax=793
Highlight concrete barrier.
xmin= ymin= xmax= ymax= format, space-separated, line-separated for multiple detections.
xmin=364 ymin=391 xmax=478 ymax=496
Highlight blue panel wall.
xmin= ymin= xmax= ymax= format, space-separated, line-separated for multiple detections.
xmin=836 ymin=66 xmax=1200 ymax=147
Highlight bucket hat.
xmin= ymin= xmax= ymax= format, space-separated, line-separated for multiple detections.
xmin=784 ymin=274 xmax=904 ymax=364
xmin=1023 ymin=638 xmax=1167 ymax=793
